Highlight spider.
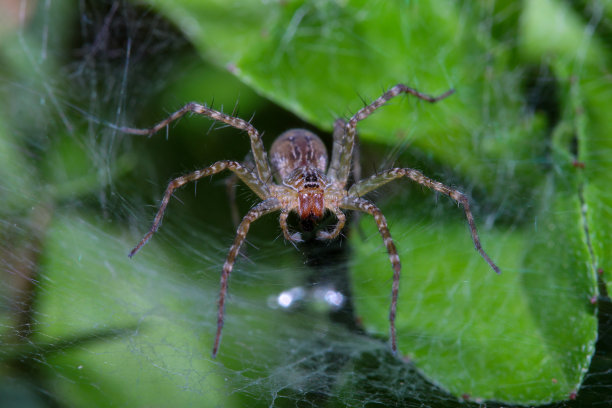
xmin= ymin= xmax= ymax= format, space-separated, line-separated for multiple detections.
xmin=120 ymin=84 xmax=500 ymax=357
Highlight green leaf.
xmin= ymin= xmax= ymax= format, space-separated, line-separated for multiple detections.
xmin=35 ymin=215 xmax=243 ymax=407
xmin=520 ymin=0 xmax=612 ymax=296
xmin=582 ymin=82 xmax=612 ymax=297
xmin=0 ymin=118 xmax=37 ymax=213
xmin=128 ymin=0 xmax=604 ymax=404
xmin=349 ymin=133 xmax=596 ymax=403
xmin=4 ymin=0 xmax=606 ymax=406
xmin=145 ymin=0 xmax=542 ymax=191
xmin=33 ymin=214 xmax=376 ymax=407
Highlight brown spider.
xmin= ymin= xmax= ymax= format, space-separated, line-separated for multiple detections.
xmin=120 ymin=84 xmax=500 ymax=357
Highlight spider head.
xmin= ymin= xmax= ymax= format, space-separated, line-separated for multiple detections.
xmin=269 ymin=129 xmax=327 ymax=182
xmin=284 ymin=167 xmax=328 ymax=231
xmin=298 ymin=188 xmax=324 ymax=231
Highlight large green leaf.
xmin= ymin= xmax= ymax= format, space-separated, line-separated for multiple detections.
xmin=2 ymin=0 xmax=608 ymax=406
xmin=520 ymin=1 xmax=612 ymax=299
xmin=350 ymin=122 xmax=596 ymax=403
xmin=136 ymin=0 xmax=605 ymax=404
xmin=146 ymin=0 xmax=542 ymax=191
xmin=34 ymin=215 xmax=240 ymax=407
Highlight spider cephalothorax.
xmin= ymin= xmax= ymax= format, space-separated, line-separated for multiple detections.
xmin=120 ymin=84 xmax=499 ymax=357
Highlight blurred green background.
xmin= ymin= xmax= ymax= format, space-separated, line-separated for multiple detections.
xmin=1 ymin=0 xmax=611 ymax=407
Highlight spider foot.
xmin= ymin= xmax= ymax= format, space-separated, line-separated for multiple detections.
xmin=128 ymin=238 xmax=149 ymax=258
xmin=284 ymin=232 xmax=303 ymax=243
xmin=316 ymin=230 xmax=337 ymax=240
xmin=128 ymin=243 xmax=144 ymax=258
xmin=128 ymin=232 xmax=153 ymax=258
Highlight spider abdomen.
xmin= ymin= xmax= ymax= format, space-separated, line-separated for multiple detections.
xmin=269 ymin=129 xmax=328 ymax=182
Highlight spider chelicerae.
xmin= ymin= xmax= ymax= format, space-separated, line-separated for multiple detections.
xmin=120 ymin=84 xmax=500 ymax=357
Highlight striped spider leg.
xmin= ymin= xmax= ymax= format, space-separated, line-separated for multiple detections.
xmin=344 ymin=167 xmax=501 ymax=352
xmin=118 ymin=102 xmax=273 ymax=182
xmin=127 ymin=160 xmax=269 ymax=258
xmin=331 ymin=84 xmax=498 ymax=354
xmin=125 ymin=158 xmax=276 ymax=357
xmin=123 ymin=84 xmax=498 ymax=358
xmin=120 ymin=103 xmax=279 ymax=357
xmin=348 ymin=169 xmax=501 ymax=274
xmin=327 ymin=84 xmax=456 ymax=187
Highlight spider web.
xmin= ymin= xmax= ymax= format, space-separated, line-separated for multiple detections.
xmin=1 ymin=1 xmax=611 ymax=407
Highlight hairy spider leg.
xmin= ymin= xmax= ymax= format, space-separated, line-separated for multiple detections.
xmin=349 ymin=168 xmax=500 ymax=274
xmin=279 ymin=209 xmax=303 ymax=243
xmin=119 ymin=102 xmax=273 ymax=183
xmin=327 ymin=84 xmax=455 ymax=187
xmin=341 ymin=196 xmax=401 ymax=354
xmin=329 ymin=118 xmax=348 ymax=179
xmin=225 ymin=175 xmax=241 ymax=229
xmin=332 ymin=118 xmax=362 ymax=184
xmin=214 ymin=198 xmax=281 ymax=357
xmin=226 ymin=155 xmax=257 ymax=229
xmin=128 ymin=161 xmax=267 ymax=258
xmin=316 ymin=208 xmax=347 ymax=240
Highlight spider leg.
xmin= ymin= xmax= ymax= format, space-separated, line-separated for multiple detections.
xmin=214 ymin=198 xmax=281 ymax=357
xmin=225 ymin=174 xmax=241 ymax=229
xmin=349 ymin=168 xmax=500 ymax=274
xmin=129 ymin=160 xmax=268 ymax=258
xmin=329 ymin=118 xmax=366 ymax=237
xmin=279 ymin=210 xmax=303 ymax=243
xmin=352 ymin=133 xmax=361 ymax=184
xmin=118 ymin=103 xmax=273 ymax=182
xmin=226 ymin=153 xmax=257 ymax=229
xmin=328 ymin=84 xmax=454 ymax=186
xmin=329 ymin=118 xmax=362 ymax=183
xmin=327 ymin=118 xmax=347 ymax=180
xmin=316 ymin=208 xmax=346 ymax=240
xmin=341 ymin=196 xmax=400 ymax=354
